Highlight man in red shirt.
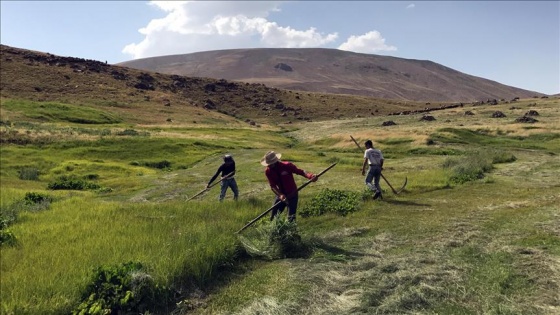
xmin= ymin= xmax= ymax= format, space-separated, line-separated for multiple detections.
xmin=261 ymin=151 xmax=317 ymax=222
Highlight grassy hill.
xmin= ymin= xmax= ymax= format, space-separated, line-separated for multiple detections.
xmin=1 ymin=44 xmax=456 ymax=127
xmin=1 ymin=44 xmax=559 ymax=314
xmin=118 ymin=48 xmax=546 ymax=102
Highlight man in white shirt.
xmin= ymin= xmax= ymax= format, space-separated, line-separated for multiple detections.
xmin=361 ymin=140 xmax=384 ymax=200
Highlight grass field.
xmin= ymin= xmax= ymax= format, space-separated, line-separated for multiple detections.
xmin=1 ymin=96 xmax=559 ymax=314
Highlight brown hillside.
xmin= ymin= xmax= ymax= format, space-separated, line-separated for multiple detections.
xmin=1 ymin=44 xmax=466 ymax=125
xmin=118 ymin=48 xmax=544 ymax=103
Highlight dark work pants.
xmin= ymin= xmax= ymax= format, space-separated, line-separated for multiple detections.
xmin=270 ymin=194 xmax=299 ymax=222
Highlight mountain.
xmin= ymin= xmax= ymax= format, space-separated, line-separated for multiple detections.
xmin=118 ymin=48 xmax=543 ymax=102
xmin=1 ymin=44 xmax=450 ymax=125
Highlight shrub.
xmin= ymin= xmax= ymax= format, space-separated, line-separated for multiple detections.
xmin=48 ymin=175 xmax=100 ymax=190
xmin=300 ymin=189 xmax=361 ymax=217
xmin=143 ymin=160 xmax=171 ymax=169
xmin=73 ymin=262 xmax=169 ymax=315
xmin=18 ymin=167 xmax=40 ymax=180
xmin=0 ymin=229 xmax=17 ymax=246
xmin=0 ymin=207 xmax=18 ymax=229
xmin=0 ymin=206 xmax=19 ymax=247
xmin=23 ymin=192 xmax=53 ymax=212
xmin=24 ymin=192 xmax=52 ymax=205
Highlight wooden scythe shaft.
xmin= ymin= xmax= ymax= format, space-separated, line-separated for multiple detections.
xmin=187 ymin=171 xmax=235 ymax=201
xmin=350 ymin=135 xmax=406 ymax=195
xmin=236 ymin=163 xmax=337 ymax=234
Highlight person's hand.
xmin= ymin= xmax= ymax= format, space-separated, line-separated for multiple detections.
xmin=307 ymin=173 xmax=318 ymax=182
xmin=361 ymin=170 xmax=365 ymax=176
xmin=279 ymin=194 xmax=287 ymax=202
xmin=206 ymin=184 xmax=210 ymax=189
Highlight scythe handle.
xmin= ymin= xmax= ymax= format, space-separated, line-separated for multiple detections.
xmin=187 ymin=171 xmax=235 ymax=201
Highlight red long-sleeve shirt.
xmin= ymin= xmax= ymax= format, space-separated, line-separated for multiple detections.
xmin=265 ymin=161 xmax=309 ymax=196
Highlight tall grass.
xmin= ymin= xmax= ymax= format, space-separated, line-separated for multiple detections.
xmin=0 ymin=197 xmax=262 ymax=314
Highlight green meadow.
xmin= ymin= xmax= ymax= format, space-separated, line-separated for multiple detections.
xmin=1 ymin=97 xmax=559 ymax=314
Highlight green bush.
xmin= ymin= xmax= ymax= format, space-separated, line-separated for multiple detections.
xmin=300 ymin=189 xmax=361 ymax=217
xmin=0 ymin=206 xmax=19 ymax=246
xmin=24 ymin=192 xmax=52 ymax=205
xmin=0 ymin=208 xmax=18 ymax=230
xmin=143 ymin=160 xmax=172 ymax=169
xmin=73 ymin=262 xmax=169 ymax=315
xmin=48 ymin=175 xmax=101 ymax=190
xmin=0 ymin=229 xmax=17 ymax=246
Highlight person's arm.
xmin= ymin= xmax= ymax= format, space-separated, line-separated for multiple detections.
xmin=380 ymin=159 xmax=384 ymax=170
xmin=362 ymin=158 xmax=368 ymax=176
xmin=288 ymin=162 xmax=316 ymax=180
xmin=207 ymin=165 xmax=223 ymax=188
xmin=266 ymin=170 xmax=286 ymax=201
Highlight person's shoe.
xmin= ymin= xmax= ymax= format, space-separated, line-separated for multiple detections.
xmin=373 ymin=191 xmax=381 ymax=200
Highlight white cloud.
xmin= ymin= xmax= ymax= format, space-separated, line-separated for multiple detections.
xmin=338 ymin=31 xmax=397 ymax=54
xmin=406 ymin=3 xmax=415 ymax=9
xmin=122 ymin=1 xmax=338 ymax=59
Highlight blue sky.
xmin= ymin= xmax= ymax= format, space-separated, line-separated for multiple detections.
xmin=1 ymin=1 xmax=558 ymax=95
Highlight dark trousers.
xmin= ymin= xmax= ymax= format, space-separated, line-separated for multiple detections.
xmin=270 ymin=194 xmax=299 ymax=222
xmin=365 ymin=165 xmax=382 ymax=194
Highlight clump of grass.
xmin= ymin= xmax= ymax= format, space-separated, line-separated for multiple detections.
xmin=73 ymin=261 xmax=170 ymax=315
xmin=490 ymin=151 xmax=516 ymax=164
xmin=300 ymin=188 xmax=361 ymax=217
xmin=18 ymin=167 xmax=40 ymax=180
xmin=443 ymin=149 xmax=516 ymax=184
xmin=239 ymin=218 xmax=311 ymax=260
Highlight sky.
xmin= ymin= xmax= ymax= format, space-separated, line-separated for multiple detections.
xmin=1 ymin=1 xmax=559 ymax=95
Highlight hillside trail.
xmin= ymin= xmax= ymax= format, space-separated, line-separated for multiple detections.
xmin=191 ymin=150 xmax=560 ymax=315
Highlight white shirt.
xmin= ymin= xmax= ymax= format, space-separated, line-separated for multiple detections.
xmin=364 ymin=148 xmax=383 ymax=166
